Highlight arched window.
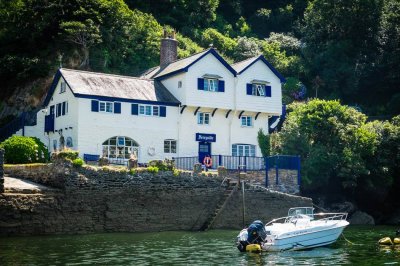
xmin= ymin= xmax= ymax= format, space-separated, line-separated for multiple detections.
xmin=102 ymin=136 xmax=139 ymax=160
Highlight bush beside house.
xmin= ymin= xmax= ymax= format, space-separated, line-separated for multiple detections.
xmin=0 ymin=136 xmax=49 ymax=164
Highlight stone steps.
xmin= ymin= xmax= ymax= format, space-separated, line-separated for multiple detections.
xmin=199 ymin=184 xmax=237 ymax=231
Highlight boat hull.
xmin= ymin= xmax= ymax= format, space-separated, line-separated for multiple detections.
xmin=262 ymin=224 xmax=348 ymax=252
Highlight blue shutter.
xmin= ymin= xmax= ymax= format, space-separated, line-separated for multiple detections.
xmin=198 ymin=78 xmax=204 ymax=90
xmin=265 ymin=85 xmax=272 ymax=97
xmin=131 ymin=104 xmax=138 ymax=115
xmin=160 ymin=106 xmax=167 ymax=117
xmin=114 ymin=102 xmax=121 ymax=114
xmin=246 ymin=83 xmax=252 ymax=95
xmin=218 ymin=80 xmax=225 ymax=92
xmin=91 ymin=100 xmax=99 ymax=112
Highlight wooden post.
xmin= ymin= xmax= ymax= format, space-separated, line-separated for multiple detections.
xmin=242 ymin=180 xmax=245 ymax=228
xmin=0 ymin=148 xmax=4 ymax=193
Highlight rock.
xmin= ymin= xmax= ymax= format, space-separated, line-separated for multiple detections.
xmin=349 ymin=211 xmax=375 ymax=225
xmin=331 ymin=201 xmax=356 ymax=214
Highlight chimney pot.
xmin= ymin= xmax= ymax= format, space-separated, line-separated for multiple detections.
xmin=160 ymin=29 xmax=178 ymax=68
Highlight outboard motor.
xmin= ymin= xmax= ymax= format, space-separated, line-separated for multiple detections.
xmin=237 ymin=220 xmax=267 ymax=252
xmin=247 ymin=220 xmax=266 ymax=244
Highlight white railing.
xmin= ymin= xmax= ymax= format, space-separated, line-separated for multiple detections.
xmin=265 ymin=212 xmax=348 ymax=226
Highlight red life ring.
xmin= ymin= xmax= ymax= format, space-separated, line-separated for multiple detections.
xmin=203 ymin=157 xmax=213 ymax=168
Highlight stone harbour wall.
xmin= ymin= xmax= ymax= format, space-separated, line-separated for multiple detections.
xmin=0 ymin=163 xmax=312 ymax=236
xmin=0 ymin=149 xmax=4 ymax=193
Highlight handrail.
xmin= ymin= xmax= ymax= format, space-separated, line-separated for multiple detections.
xmin=265 ymin=212 xmax=348 ymax=226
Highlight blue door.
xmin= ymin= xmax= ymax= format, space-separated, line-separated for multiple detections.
xmin=199 ymin=142 xmax=211 ymax=164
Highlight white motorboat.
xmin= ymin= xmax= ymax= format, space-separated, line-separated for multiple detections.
xmin=237 ymin=207 xmax=349 ymax=252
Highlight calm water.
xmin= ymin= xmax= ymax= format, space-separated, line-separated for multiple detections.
xmin=0 ymin=226 xmax=399 ymax=265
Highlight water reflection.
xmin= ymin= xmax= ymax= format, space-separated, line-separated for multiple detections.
xmin=0 ymin=226 xmax=399 ymax=266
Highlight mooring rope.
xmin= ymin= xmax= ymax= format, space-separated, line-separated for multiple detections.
xmin=341 ymin=233 xmax=359 ymax=245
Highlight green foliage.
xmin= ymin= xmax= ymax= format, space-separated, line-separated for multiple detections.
xmin=173 ymin=169 xmax=180 ymax=177
xmin=257 ymin=129 xmax=270 ymax=157
xmin=72 ymin=158 xmax=84 ymax=167
xmin=233 ymin=37 xmax=260 ymax=61
xmin=148 ymin=159 xmax=174 ymax=171
xmin=272 ymin=99 xmax=375 ymax=195
xmin=283 ymin=77 xmax=306 ymax=104
xmin=146 ymin=166 xmax=159 ymax=174
xmin=53 ymin=149 xmax=79 ymax=161
xmin=201 ymin=28 xmax=237 ymax=57
xmin=0 ymin=136 xmax=49 ymax=164
xmin=129 ymin=168 xmax=136 ymax=175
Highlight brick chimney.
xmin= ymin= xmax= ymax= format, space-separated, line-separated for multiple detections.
xmin=160 ymin=28 xmax=178 ymax=68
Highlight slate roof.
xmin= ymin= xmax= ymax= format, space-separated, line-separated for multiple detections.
xmin=57 ymin=68 xmax=180 ymax=104
xmin=231 ymin=56 xmax=259 ymax=73
xmin=141 ymin=48 xmax=236 ymax=79
xmin=232 ymin=55 xmax=286 ymax=83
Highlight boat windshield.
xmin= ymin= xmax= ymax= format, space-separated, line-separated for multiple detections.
xmin=288 ymin=207 xmax=314 ymax=219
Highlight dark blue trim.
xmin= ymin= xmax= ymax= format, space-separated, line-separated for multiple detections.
xmin=91 ymin=100 xmax=99 ymax=112
xmin=238 ymin=55 xmax=286 ymax=83
xmin=43 ymin=69 xmax=75 ymax=107
xmin=160 ymin=106 xmax=166 ymax=117
xmin=155 ymin=48 xmax=237 ymax=80
xmin=114 ymin=102 xmax=121 ymax=114
xmin=131 ymin=104 xmax=138 ymax=115
xmin=75 ymin=93 xmax=180 ymax=107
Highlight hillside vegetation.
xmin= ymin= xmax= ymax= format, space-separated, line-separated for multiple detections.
xmin=1 ymin=0 xmax=399 ymax=118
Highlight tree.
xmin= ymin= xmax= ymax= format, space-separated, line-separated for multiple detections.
xmin=257 ymin=129 xmax=270 ymax=157
xmin=271 ymin=99 xmax=376 ymax=196
xmin=61 ymin=19 xmax=102 ymax=68
xmin=233 ymin=37 xmax=260 ymax=61
xmin=301 ymin=0 xmax=383 ymax=102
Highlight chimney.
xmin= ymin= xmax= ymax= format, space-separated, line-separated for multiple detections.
xmin=160 ymin=28 xmax=178 ymax=68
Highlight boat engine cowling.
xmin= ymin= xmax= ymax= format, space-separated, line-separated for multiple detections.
xmin=247 ymin=220 xmax=267 ymax=244
xmin=237 ymin=220 xmax=267 ymax=252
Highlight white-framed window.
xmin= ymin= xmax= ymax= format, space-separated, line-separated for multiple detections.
xmin=204 ymin=78 xmax=218 ymax=92
xmin=197 ymin=112 xmax=210 ymax=125
xmin=252 ymin=84 xmax=265 ymax=96
xmin=102 ymin=136 xmax=139 ymax=160
xmin=241 ymin=116 xmax=253 ymax=127
xmin=178 ymin=81 xmax=182 ymax=88
xmin=164 ymin=139 xmax=177 ymax=153
xmin=139 ymin=104 xmax=160 ymax=116
xmin=99 ymin=101 xmax=113 ymax=113
xmin=60 ymin=82 xmax=66 ymax=93
xmin=232 ymin=144 xmax=256 ymax=156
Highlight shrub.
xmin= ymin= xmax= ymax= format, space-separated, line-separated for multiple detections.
xmin=52 ymin=149 xmax=79 ymax=161
xmin=148 ymin=159 xmax=174 ymax=171
xmin=129 ymin=168 xmax=136 ymax=175
xmin=0 ymin=136 xmax=49 ymax=164
xmin=147 ymin=166 xmax=159 ymax=174
xmin=72 ymin=158 xmax=84 ymax=167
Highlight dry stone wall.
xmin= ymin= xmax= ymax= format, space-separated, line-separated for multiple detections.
xmin=0 ymin=163 xmax=312 ymax=236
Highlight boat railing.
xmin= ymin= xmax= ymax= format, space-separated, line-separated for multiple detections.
xmin=265 ymin=212 xmax=348 ymax=226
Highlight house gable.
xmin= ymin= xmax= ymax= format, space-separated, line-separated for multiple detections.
xmin=154 ymin=48 xmax=237 ymax=80
xmin=234 ymin=55 xmax=286 ymax=83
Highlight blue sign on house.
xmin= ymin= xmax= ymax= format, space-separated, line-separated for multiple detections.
xmin=195 ymin=133 xmax=216 ymax=142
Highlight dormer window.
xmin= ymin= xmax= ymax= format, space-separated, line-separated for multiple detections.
xmin=197 ymin=74 xmax=225 ymax=92
xmin=246 ymin=80 xmax=271 ymax=97
xmin=253 ymin=84 xmax=265 ymax=96
xmin=204 ymin=79 xmax=218 ymax=92
xmin=60 ymin=82 xmax=66 ymax=93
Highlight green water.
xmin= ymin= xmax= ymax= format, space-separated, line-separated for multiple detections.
xmin=0 ymin=226 xmax=399 ymax=265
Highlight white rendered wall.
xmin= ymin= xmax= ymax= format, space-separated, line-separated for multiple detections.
xmin=160 ymin=72 xmax=186 ymax=103
xmin=182 ymin=53 xmax=235 ymax=109
xmin=16 ymin=76 xmax=79 ymax=152
xmin=76 ymin=98 xmax=179 ymax=163
xmin=236 ymin=60 xmax=282 ymax=115
xmin=177 ymin=107 xmax=268 ymax=157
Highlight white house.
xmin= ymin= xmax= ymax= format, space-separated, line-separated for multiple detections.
xmin=18 ymin=31 xmax=285 ymax=164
